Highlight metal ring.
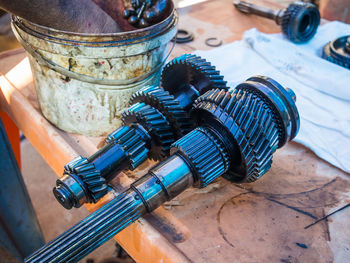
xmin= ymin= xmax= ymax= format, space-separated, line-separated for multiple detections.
xmin=205 ymin=37 xmax=223 ymax=47
xmin=172 ymin=29 xmax=194 ymax=43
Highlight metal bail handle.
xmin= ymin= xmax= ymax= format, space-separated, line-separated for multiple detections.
xmin=12 ymin=19 xmax=176 ymax=88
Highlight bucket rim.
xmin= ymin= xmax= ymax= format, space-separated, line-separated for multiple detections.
xmin=12 ymin=2 xmax=177 ymax=39
xmin=12 ymin=13 xmax=178 ymax=47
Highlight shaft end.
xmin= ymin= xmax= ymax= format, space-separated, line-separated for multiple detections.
xmin=233 ymin=0 xmax=252 ymax=14
xmin=53 ymin=174 xmax=86 ymax=209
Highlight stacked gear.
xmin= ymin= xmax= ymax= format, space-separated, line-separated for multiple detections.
xmin=53 ymin=54 xmax=227 ymax=209
xmin=322 ymin=36 xmax=350 ymax=70
xmin=26 ymin=76 xmax=299 ymax=263
xmin=234 ymin=1 xmax=320 ymax=43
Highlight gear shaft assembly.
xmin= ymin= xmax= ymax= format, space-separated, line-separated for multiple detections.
xmin=53 ymin=54 xmax=227 ymax=209
xmin=234 ymin=0 xmax=320 ymax=43
xmin=26 ymin=76 xmax=299 ymax=263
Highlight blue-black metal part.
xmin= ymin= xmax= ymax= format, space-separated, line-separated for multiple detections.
xmin=234 ymin=1 xmax=320 ymax=43
xmin=53 ymin=123 xmax=150 ymax=209
xmin=27 ymin=76 xmax=299 ymax=262
xmin=322 ymin=36 xmax=350 ymax=70
xmin=0 ymin=119 xmax=45 ymax=260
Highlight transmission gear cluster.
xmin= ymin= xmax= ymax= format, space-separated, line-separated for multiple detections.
xmin=27 ymin=75 xmax=300 ymax=263
xmin=53 ymin=54 xmax=227 ymax=209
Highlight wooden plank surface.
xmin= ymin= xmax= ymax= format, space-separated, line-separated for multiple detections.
xmin=1 ymin=0 xmax=350 ymax=262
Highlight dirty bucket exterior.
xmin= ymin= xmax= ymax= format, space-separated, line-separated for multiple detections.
xmin=11 ymin=10 xmax=178 ymax=136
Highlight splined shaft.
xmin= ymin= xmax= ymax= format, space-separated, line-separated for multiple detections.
xmin=28 ymin=76 xmax=299 ymax=262
xmin=234 ymin=1 xmax=320 ymax=43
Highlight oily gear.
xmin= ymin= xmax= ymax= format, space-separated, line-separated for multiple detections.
xmin=281 ymin=1 xmax=320 ymax=43
xmin=322 ymin=36 xmax=350 ymax=70
xmin=105 ymin=125 xmax=149 ymax=169
xmin=131 ymin=54 xmax=228 ymax=137
xmin=130 ymin=86 xmax=193 ymax=138
xmin=122 ymin=102 xmax=174 ymax=160
xmin=63 ymin=156 xmax=108 ymax=203
xmin=187 ymin=76 xmax=299 ymax=183
xmin=161 ymin=54 xmax=227 ymax=104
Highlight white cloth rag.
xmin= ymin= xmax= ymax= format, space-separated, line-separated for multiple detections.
xmin=195 ymin=21 xmax=350 ymax=173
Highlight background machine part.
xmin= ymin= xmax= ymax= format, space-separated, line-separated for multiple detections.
xmin=53 ymin=54 xmax=227 ymax=210
xmin=26 ymin=76 xmax=300 ymax=263
xmin=123 ymin=0 xmax=171 ymax=28
xmin=322 ymin=36 xmax=350 ymax=70
xmin=234 ymin=0 xmax=320 ymax=43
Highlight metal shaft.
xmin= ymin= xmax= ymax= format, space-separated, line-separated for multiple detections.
xmin=234 ymin=0 xmax=283 ymax=24
xmin=26 ymin=154 xmax=194 ymax=263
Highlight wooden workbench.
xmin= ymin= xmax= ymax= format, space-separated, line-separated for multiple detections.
xmin=1 ymin=0 xmax=350 ymax=262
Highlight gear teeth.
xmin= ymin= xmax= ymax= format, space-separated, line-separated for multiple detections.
xmin=130 ymin=86 xmax=193 ymax=137
xmin=194 ymin=88 xmax=279 ymax=182
xmin=281 ymin=2 xmax=320 ymax=43
xmin=161 ymin=54 xmax=228 ymax=96
xmin=106 ymin=125 xmax=149 ymax=169
xmin=64 ymin=156 xmax=108 ymax=203
xmin=122 ymin=102 xmax=175 ymax=161
xmin=172 ymin=127 xmax=230 ymax=188
xmin=322 ymin=36 xmax=350 ymax=70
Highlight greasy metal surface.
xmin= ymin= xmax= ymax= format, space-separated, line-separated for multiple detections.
xmin=11 ymin=9 xmax=177 ymax=136
xmin=2 ymin=0 xmax=350 ymax=262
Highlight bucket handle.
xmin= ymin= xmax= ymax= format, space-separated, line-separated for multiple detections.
xmin=12 ymin=23 xmax=175 ymax=87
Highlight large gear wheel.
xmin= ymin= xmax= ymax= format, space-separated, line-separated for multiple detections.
xmin=161 ymin=54 xmax=228 ymax=106
xmin=192 ymin=76 xmax=299 ymax=182
xmin=130 ymin=86 xmax=193 ymax=137
xmin=281 ymin=1 xmax=320 ymax=43
xmin=122 ymin=102 xmax=175 ymax=160
xmin=322 ymin=36 xmax=350 ymax=70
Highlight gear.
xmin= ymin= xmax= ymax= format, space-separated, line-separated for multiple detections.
xmin=193 ymin=88 xmax=279 ymax=182
xmin=130 ymin=86 xmax=193 ymax=137
xmin=171 ymin=127 xmax=230 ymax=188
xmin=122 ymin=102 xmax=174 ymax=160
xmin=322 ymin=36 xmax=350 ymax=70
xmin=64 ymin=156 xmax=108 ymax=202
xmin=192 ymin=76 xmax=298 ymax=182
xmin=281 ymin=1 xmax=320 ymax=43
xmin=106 ymin=125 xmax=149 ymax=169
xmin=161 ymin=54 xmax=227 ymax=105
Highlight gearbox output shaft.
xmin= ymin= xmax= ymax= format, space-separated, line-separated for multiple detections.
xmin=234 ymin=0 xmax=320 ymax=43
xmin=27 ymin=76 xmax=299 ymax=263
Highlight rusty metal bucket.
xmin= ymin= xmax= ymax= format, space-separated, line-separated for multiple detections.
xmin=11 ymin=8 xmax=177 ymax=136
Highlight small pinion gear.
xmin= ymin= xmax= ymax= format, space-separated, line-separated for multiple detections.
xmin=161 ymin=54 xmax=228 ymax=102
xmin=322 ymin=36 xmax=350 ymax=70
xmin=64 ymin=156 xmax=108 ymax=202
xmin=122 ymin=102 xmax=175 ymax=160
xmin=130 ymin=86 xmax=193 ymax=138
xmin=281 ymin=1 xmax=320 ymax=43
xmin=106 ymin=125 xmax=149 ymax=170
